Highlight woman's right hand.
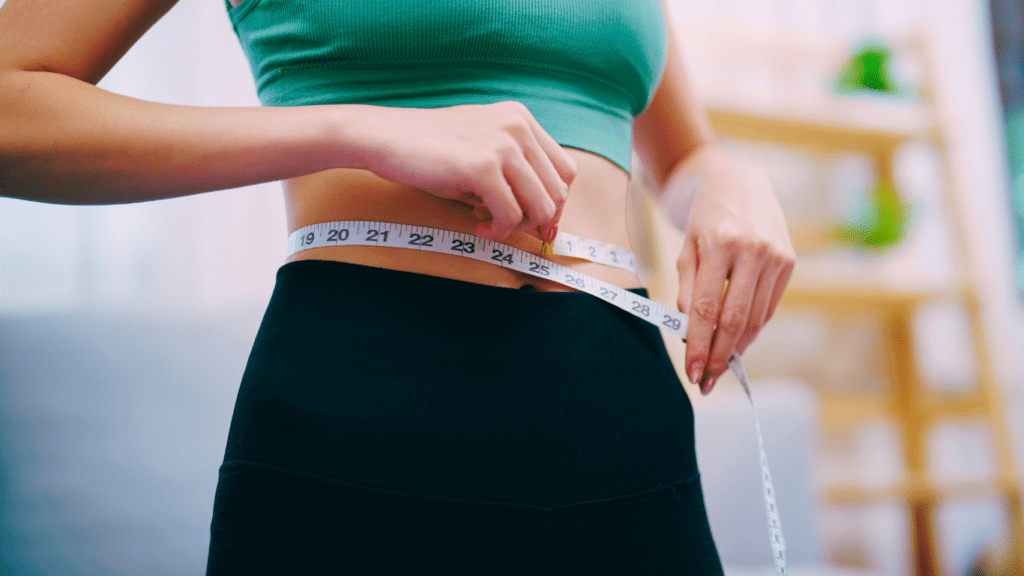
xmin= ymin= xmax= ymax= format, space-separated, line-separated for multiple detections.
xmin=349 ymin=101 xmax=577 ymax=242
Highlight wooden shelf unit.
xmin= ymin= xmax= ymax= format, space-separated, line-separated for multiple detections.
xmin=680 ymin=20 xmax=1024 ymax=576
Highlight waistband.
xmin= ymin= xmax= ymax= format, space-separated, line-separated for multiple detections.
xmin=223 ymin=259 xmax=698 ymax=506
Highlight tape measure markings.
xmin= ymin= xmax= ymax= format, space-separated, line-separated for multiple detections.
xmin=289 ymin=221 xmax=681 ymax=336
xmin=729 ymin=354 xmax=787 ymax=575
xmin=549 ymin=232 xmax=637 ymax=274
xmin=288 ymin=221 xmax=786 ymax=575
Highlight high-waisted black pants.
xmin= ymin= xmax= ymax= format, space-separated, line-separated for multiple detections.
xmin=206 ymin=260 xmax=724 ymax=575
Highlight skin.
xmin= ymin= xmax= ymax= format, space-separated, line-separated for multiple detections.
xmin=0 ymin=0 xmax=794 ymax=395
xmin=635 ymin=10 xmax=796 ymax=393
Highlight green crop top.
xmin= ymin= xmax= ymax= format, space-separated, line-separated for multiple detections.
xmin=225 ymin=0 xmax=667 ymax=173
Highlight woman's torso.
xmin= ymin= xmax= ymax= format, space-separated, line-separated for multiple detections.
xmin=282 ymin=148 xmax=640 ymax=292
xmin=224 ymin=0 xmax=667 ymax=291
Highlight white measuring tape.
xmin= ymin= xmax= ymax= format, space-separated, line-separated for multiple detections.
xmin=288 ymin=220 xmax=787 ymax=574
xmin=545 ymin=230 xmax=638 ymax=274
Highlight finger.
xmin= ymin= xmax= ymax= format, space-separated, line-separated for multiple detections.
xmin=734 ymin=263 xmax=777 ymax=355
xmin=765 ymin=257 xmax=795 ymax=323
xmin=474 ymin=169 xmax=522 ymax=240
xmin=472 ymin=204 xmax=492 ymax=222
xmin=683 ymin=243 xmax=731 ymax=388
xmin=461 ymin=191 xmax=485 ymax=207
xmin=503 ymin=151 xmax=558 ymax=238
xmin=702 ymin=253 xmax=762 ymax=393
xmin=524 ymin=113 xmax=578 ymax=187
xmin=532 ymin=198 xmax=565 ymax=243
xmin=521 ymin=130 xmax=570 ymax=224
xmin=538 ymin=223 xmax=559 ymax=245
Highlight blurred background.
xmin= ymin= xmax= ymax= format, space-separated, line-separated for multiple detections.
xmin=1 ymin=0 xmax=1023 ymax=574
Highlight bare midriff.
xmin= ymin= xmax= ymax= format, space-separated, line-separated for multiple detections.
xmin=284 ymin=147 xmax=643 ymax=292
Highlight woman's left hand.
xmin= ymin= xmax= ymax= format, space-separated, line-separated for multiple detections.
xmin=668 ymin=144 xmax=795 ymax=396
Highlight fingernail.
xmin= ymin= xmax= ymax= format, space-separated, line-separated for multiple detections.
xmin=689 ymin=362 xmax=704 ymax=385
xmin=541 ymin=224 xmax=558 ymax=245
xmin=701 ymin=375 xmax=718 ymax=396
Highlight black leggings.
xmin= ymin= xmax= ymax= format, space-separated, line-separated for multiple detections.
xmin=207 ymin=260 xmax=723 ymax=575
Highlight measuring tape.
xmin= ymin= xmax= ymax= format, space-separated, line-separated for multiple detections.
xmin=544 ymin=230 xmax=638 ymax=274
xmin=287 ymin=220 xmax=787 ymax=574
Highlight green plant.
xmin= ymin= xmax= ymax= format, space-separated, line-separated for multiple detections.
xmin=835 ymin=42 xmax=900 ymax=95
xmin=831 ymin=178 xmax=913 ymax=249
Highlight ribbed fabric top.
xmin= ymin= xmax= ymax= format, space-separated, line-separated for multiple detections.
xmin=225 ymin=0 xmax=668 ymax=173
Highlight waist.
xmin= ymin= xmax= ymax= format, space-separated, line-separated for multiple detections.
xmin=225 ymin=259 xmax=697 ymax=505
xmin=283 ymin=148 xmax=639 ymax=291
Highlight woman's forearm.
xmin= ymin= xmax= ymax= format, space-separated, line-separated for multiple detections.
xmin=0 ymin=69 xmax=365 ymax=205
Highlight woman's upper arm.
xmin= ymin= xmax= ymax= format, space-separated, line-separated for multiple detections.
xmin=0 ymin=0 xmax=179 ymax=84
xmin=632 ymin=0 xmax=716 ymax=190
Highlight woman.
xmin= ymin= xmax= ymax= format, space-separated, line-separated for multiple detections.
xmin=0 ymin=0 xmax=795 ymax=572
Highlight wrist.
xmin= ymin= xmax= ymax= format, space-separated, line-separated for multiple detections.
xmin=656 ymin=142 xmax=731 ymax=230
xmin=658 ymin=164 xmax=701 ymax=231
